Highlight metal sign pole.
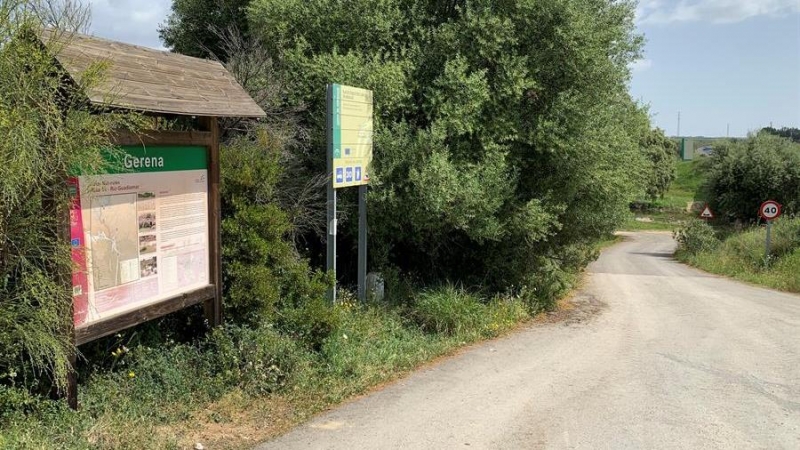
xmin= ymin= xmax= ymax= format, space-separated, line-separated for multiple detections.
xmin=765 ymin=220 xmax=772 ymax=265
xmin=357 ymin=185 xmax=367 ymax=302
xmin=326 ymin=84 xmax=337 ymax=303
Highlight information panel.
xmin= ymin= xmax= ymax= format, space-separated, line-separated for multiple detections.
xmin=69 ymin=146 xmax=210 ymax=327
xmin=330 ymin=84 xmax=373 ymax=188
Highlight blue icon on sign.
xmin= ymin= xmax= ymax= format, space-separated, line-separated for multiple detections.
xmin=336 ymin=168 xmax=344 ymax=183
xmin=71 ymin=238 xmax=80 ymax=247
xmin=355 ymin=166 xmax=362 ymax=181
xmin=345 ymin=167 xmax=354 ymax=182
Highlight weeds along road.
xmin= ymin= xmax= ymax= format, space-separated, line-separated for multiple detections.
xmin=258 ymin=232 xmax=800 ymax=449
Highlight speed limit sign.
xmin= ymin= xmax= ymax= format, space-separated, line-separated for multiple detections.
xmin=759 ymin=200 xmax=782 ymax=220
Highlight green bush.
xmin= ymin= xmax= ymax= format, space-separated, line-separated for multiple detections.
xmin=674 ymin=220 xmax=720 ymax=256
xmin=703 ymin=134 xmax=800 ymax=221
xmin=640 ymin=128 xmax=678 ymax=200
xmin=0 ymin=385 xmax=46 ymax=425
xmin=276 ymin=297 xmax=342 ymax=351
xmin=206 ymin=325 xmax=306 ymax=395
xmin=678 ymin=217 xmax=800 ymax=293
xmin=770 ymin=217 xmax=800 ymax=257
xmin=412 ymin=285 xmax=487 ymax=336
xmin=0 ymin=18 xmax=142 ymax=391
xmin=220 ymin=128 xmax=331 ymax=328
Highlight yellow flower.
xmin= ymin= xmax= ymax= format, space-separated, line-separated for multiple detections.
xmin=128 ymin=371 xmax=135 ymax=378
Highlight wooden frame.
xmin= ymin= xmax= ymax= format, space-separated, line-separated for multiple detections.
xmin=66 ymin=122 xmax=224 ymax=407
xmin=72 ymin=124 xmax=223 ymax=345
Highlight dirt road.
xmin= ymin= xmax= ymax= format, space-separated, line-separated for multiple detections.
xmin=257 ymin=232 xmax=800 ymax=449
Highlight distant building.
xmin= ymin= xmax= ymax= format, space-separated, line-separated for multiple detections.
xmin=696 ymin=146 xmax=714 ymax=157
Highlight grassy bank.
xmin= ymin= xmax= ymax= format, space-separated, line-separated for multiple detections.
xmin=0 ymin=287 xmax=529 ymax=449
xmin=676 ymin=218 xmax=800 ymax=293
xmin=625 ymin=160 xmax=708 ymax=232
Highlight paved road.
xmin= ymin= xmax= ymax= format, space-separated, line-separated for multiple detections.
xmin=258 ymin=232 xmax=800 ymax=449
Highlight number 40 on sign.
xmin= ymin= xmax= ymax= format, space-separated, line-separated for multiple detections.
xmin=759 ymin=200 xmax=782 ymax=221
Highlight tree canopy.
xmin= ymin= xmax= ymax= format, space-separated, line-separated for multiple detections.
xmin=161 ymin=0 xmax=660 ymax=307
xmin=158 ymin=0 xmax=251 ymax=60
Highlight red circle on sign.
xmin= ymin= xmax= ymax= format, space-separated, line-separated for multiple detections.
xmin=759 ymin=200 xmax=782 ymax=220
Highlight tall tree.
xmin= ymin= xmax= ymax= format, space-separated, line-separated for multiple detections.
xmin=158 ymin=0 xmax=251 ymax=60
xmin=245 ymin=0 xmax=651 ymax=306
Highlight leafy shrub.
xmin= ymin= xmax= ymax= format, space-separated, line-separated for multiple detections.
xmin=0 ymin=19 xmax=142 ymax=391
xmin=703 ymin=134 xmax=800 ymax=221
xmin=693 ymin=218 xmax=800 ymax=269
xmin=206 ymin=324 xmax=306 ymax=395
xmin=220 ymin=128 xmax=331 ymax=327
xmin=0 ymin=385 xmax=46 ymax=425
xmin=640 ymin=128 xmax=678 ymax=200
xmin=674 ymin=220 xmax=720 ymax=256
xmin=678 ymin=217 xmax=800 ymax=293
xmin=770 ymin=217 xmax=800 ymax=258
xmin=412 ymin=285 xmax=487 ymax=336
xmin=276 ymin=297 xmax=342 ymax=351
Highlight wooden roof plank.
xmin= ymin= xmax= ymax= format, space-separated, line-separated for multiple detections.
xmin=40 ymin=29 xmax=266 ymax=118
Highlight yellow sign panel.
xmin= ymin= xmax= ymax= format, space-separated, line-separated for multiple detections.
xmin=330 ymin=84 xmax=373 ymax=188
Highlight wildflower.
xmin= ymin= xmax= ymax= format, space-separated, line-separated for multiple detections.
xmin=128 ymin=371 xmax=135 ymax=378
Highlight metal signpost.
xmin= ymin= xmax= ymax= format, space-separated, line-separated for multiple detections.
xmin=759 ymin=200 xmax=782 ymax=263
xmin=326 ymin=84 xmax=374 ymax=303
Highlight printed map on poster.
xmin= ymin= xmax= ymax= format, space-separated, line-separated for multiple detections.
xmin=90 ymin=193 xmax=140 ymax=290
xmin=70 ymin=146 xmax=210 ymax=327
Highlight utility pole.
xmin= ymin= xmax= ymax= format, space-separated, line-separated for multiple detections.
xmin=727 ymin=123 xmax=730 ymax=138
xmin=677 ymin=111 xmax=681 ymax=137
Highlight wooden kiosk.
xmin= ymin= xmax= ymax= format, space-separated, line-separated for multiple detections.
xmin=40 ymin=30 xmax=266 ymax=407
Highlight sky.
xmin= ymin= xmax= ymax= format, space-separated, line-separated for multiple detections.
xmin=86 ymin=0 xmax=800 ymax=138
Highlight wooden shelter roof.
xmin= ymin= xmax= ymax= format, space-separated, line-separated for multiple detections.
xmin=40 ymin=29 xmax=266 ymax=118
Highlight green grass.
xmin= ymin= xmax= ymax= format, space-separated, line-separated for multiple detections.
xmin=622 ymin=160 xmax=709 ymax=232
xmin=0 ymin=287 xmax=530 ymax=449
xmin=661 ymin=160 xmax=708 ymax=210
xmin=624 ymin=211 xmax=688 ymax=231
xmin=594 ymin=235 xmax=623 ymax=250
xmin=677 ymin=217 xmax=800 ymax=293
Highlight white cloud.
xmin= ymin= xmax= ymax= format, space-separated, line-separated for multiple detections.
xmin=88 ymin=0 xmax=171 ymax=49
xmin=630 ymin=58 xmax=654 ymax=73
xmin=637 ymin=0 xmax=800 ymax=25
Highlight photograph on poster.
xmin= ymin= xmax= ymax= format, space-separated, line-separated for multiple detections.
xmin=139 ymin=234 xmax=157 ymax=254
xmin=138 ymin=212 xmax=156 ymax=232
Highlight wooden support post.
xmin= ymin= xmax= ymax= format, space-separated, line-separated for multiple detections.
xmin=200 ymin=117 xmax=223 ymax=327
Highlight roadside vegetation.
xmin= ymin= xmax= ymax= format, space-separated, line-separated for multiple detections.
xmin=3 ymin=0 xmax=681 ymax=447
xmin=675 ymin=218 xmax=800 ymax=293
xmin=1 ymin=288 xmax=530 ymax=449
xmin=674 ymin=131 xmax=800 ymax=292
xmin=626 ymin=159 xmax=702 ymax=231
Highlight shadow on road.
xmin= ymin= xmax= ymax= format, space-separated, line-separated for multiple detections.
xmin=629 ymin=251 xmax=674 ymax=259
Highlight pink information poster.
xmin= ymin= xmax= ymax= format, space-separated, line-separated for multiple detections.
xmin=70 ymin=146 xmax=210 ymax=327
